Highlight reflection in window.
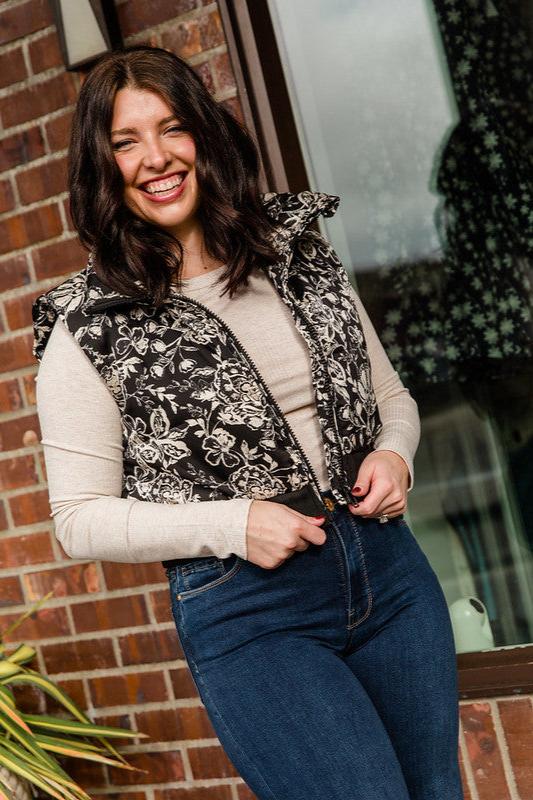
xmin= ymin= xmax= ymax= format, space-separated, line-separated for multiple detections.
xmin=268 ymin=0 xmax=533 ymax=650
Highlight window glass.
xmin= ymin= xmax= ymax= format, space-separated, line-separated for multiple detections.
xmin=268 ymin=0 xmax=533 ymax=651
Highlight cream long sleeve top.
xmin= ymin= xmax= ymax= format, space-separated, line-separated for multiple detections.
xmin=35 ymin=263 xmax=421 ymax=564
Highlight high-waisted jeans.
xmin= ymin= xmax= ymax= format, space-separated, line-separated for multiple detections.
xmin=165 ymin=489 xmax=464 ymax=800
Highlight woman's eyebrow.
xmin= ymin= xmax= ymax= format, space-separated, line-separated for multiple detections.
xmin=111 ymin=115 xmax=178 ymax=135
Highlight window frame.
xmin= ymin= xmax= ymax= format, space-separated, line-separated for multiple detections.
xmin=218 ymin=0 xmax=533 ymax=699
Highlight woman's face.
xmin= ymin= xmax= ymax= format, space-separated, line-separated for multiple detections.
xmin=110 ymin=86 xmax=200 ymax=240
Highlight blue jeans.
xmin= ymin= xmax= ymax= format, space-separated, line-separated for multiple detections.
xmin=166 ymin=489 xmax=464 ymax=800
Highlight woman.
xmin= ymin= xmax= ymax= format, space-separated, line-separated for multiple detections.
xmin=32 ymin=46 xmax=464 ymax=800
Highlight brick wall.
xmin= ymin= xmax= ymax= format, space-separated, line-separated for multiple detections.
xmin=0 ymin=1 xmax=531 ymax=799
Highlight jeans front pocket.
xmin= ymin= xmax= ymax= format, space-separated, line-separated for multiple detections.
xmin=173 ymin=554 xmax=242 ymax=600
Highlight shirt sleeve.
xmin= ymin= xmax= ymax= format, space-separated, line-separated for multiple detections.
xmin=35 ymin=318 xmax=252 ymax=563
xmin=347 ymin=284 xmax=421 ymax=491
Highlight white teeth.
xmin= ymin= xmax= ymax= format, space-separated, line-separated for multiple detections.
xmin=144 ymin=174 xmax=185 ymax=194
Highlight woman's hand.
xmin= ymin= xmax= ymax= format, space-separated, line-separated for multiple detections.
xmin=246 ymin=500 xmax=327 ymax=569
xmin=348 ymin=450 xmax=409 ymax=519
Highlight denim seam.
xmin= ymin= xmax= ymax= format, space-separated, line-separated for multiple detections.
xmin=176 ymin=600 xmax=280 ymax=800
xmin=328 ymin=517 xmax=352 ymax=629
xmin=346 ymin=517 xmax=373 ymax=630
xmin=178 ymin=558 xmax=243 ymax=600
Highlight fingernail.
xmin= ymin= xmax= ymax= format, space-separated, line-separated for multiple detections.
xmin=353 ymin=486 xmax=362 ymax=493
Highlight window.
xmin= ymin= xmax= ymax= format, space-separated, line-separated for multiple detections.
xmin=221 ymin=0 xmax=533 ymax=695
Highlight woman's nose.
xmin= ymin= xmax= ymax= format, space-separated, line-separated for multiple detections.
xmin=142 ymin=140 xmax=171 ymax=170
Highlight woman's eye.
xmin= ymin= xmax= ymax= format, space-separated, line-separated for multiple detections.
xmin=112 ymin=140 xmax=132 ymax=150
xmin=166 ymin=126 xmax=184 ymax=134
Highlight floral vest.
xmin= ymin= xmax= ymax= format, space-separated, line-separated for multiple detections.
xmin=32 ymin=191 xmax=382 ymax=552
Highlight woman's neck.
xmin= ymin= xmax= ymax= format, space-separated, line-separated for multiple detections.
xmin=174 ymin=225 xmax=225 ymax=279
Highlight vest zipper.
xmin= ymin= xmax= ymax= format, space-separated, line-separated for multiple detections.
xmin=178 ymin=295 xmax=326 ymax=505
xmin=287 ymin=303 xmax=356 ymax=507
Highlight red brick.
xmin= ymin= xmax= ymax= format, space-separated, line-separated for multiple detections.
xmin=169 ymin=667 xmax=199 ymax=700
xmin=119 ymin=628 xmax=182 ymax=665
xmin=498 ymin=698 xmax=533 ymax=799
xmin=154 ymin=788 xmax=232 ymax=800
xmin=0 ymin=0 xmax=53 ymax=46
xmin=0 ymin=254 xmax=31 ymax=292
xmin=23 ymin=562 xmax=100 ymax=600
xmin=91 ymin=712 xmax=133 ymax=733
xmin=62 ymin=197 xmax=73 ymax=230
xmin=0 ymin=72 xmax=77 ymax=128
xmin=161 ymin=20 xmax=202 ymax=60
xmin=0 ymin=575 xmax=24 ymax=607
xmin=150 ymin=588 xmax=173 ymax=623
xmin=102 ymin=561 xmax=166 ymax=590
xmin=17 ymin=156 xmax=68 ymax=205
xmin=108 ymin=750 xmax=185 ymax=785
xmin=0 ymin=606 xmax=70 ymax=643
xmin=118 ymin=0 xmax=197 ymax=38
xmin=0 ymin=455 xmax=38 ymax=491
xmin=236 ymin=785 xmax=256 ymax=800
xmin=0 ymin=47 xmax=27 ymax=89
xmin=0 ymin=204 xmax=63 ymax=254
xmin=61 ymin=757 xmax=107 ymax=790
xmin=11 ymin=681 xmax=44 ymax=714
xmin=0 ymin=531 xmax=53 ymax=569
xmin=32 ymin=236 xmax=87 ymax=280
xmin=28 ymin=31 xmax=63 ymax=73
xmin=41 ymin=637 xmax=117 ymax=674
xmin=0 ymin=378 xmax=23 ymax=413
xmin=22 ymin=373 xmax=36 ymax=406
xmin=45 ymin=110 xmax=74 ymax=152
xmin=89 ymin=671 xmax=167 ymax=708
xmin=460 ymin=703 xmax=511 ymax=799
xmin=9 ymin=489 xmax=50 ymax=527
xmin=0 ymin=178 xmax=15 ymax=213
xmin=94 ymin=794 xmax=147 ymax=800
xmin=44 ymin=677 xmax=88 ymax=713
xmin=72 ymin=595 xmax=149 ymax=634
xmin=192 ymin=59 xmax=215 ymax=95
xmin=4 ymin=288 xmax=44 ymax=330
xmin=0 ymin=333 xmax=35 ymax=372
xmin=199 ymin=10 xmax=225 ymax=50
xmin=212 ymin=52 xmax=236 ymax=94
xmin=0 ymin=503 xmax=8 ymax=532
xmin=135 ymin=705 xmax=216 ymax=742
xmin=189 ymin=745 xmax=239 ymax=780
xmin=0 ymin=412 xmax=40 ymax=451
xmin=95 ymin=791 xmax=146 ymax=800
xmin=0 ymin=126 xmax=45 ymax=172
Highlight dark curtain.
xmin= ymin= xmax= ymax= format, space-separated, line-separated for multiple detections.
xmin=379 ymin=0 xmax=533 ymax=386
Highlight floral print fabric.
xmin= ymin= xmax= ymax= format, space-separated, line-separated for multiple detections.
xmin=32 ymin=191 xmax=382 ymax=511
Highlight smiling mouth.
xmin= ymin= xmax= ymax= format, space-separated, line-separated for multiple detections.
xmin=140 ymin=171 xmax=187 ymax=195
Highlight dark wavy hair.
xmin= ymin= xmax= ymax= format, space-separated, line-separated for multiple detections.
xmin=68 ymin=45 xmax=280 ymax=305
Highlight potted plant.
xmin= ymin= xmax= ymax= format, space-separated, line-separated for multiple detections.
xmin=0 ymin=592 xmax=148 ymax=800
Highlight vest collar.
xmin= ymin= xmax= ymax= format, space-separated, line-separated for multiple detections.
xmin=83 ymin=190 xmax=340 ymax=314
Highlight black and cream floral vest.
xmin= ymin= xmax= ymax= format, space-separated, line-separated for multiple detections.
xmin=32 ymin=191 xmax=382 ymax=545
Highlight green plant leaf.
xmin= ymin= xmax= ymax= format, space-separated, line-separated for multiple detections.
xmin=22 ymin=713 xmax=144 ymax=739
xmin=33 ymin=734 xmax=138 ymax=768
xmin=6 ymin=670 xmax=139 ymax=765
xmin=0 ymin=663 xmax=22 ymax=681
xmin=33 ymin=734 xmax=105 ymax=754
xmin=0 ymin=740 xmax=88 ymax=800
xmin=0 ymin=745 xmax=70 ymax=800
xmin=0 ymin=687 xmax=14 ymax=710
xmin=0 ymin=689 xmax=32 ymax=733
xmin=0 ymin=708 xmax=59 ymax=772
xmin=6 ymin=645 xmax=36 ymax=666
